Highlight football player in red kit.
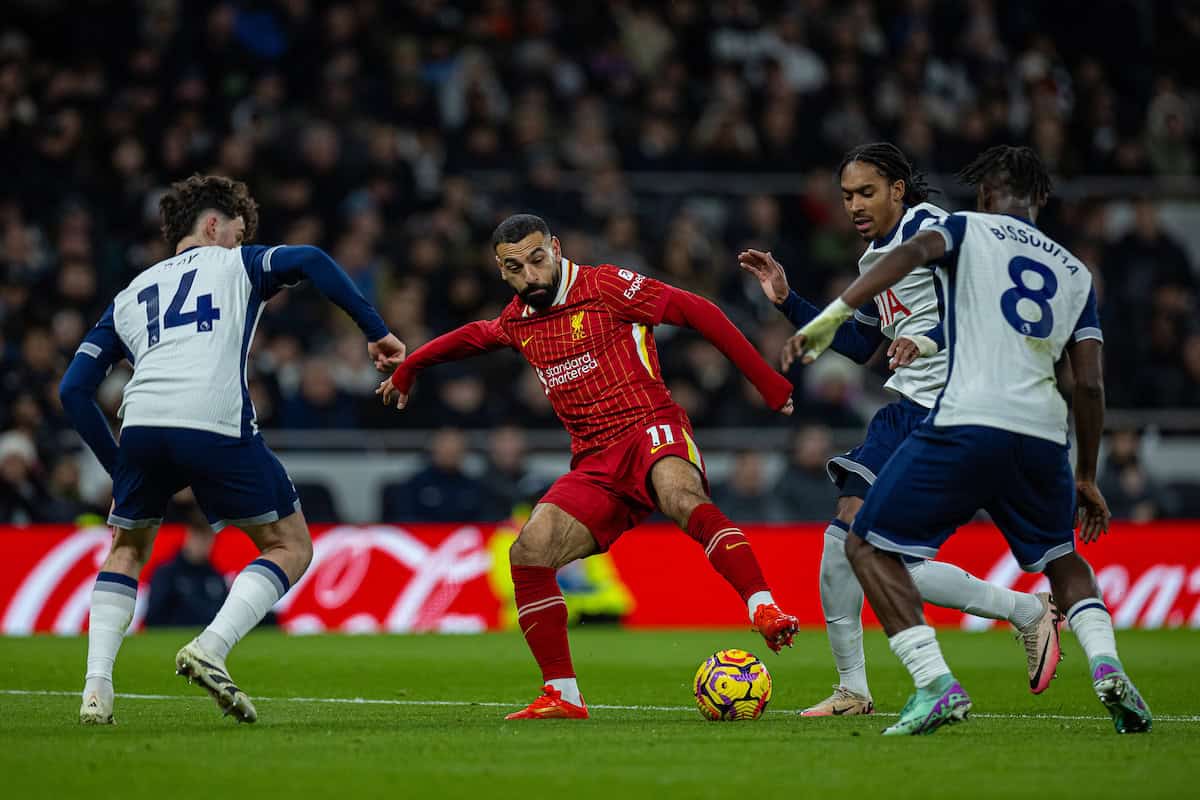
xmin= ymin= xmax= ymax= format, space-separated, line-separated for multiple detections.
xmin=378 ymin=214 xmax=798 ymax=719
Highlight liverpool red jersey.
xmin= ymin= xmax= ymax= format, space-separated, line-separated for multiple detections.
xmin=479 ymin=260 xmax=689 ymax=457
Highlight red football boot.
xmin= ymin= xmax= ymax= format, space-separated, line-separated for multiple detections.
xmin=753 ymin=603 xmax=799 ymax=653
xmin=504 ymin=685 xmax=590 ymax=720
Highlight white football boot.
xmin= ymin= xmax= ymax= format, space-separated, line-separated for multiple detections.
xmin=175 ymin=639 xmax=258 ymax=723
xmin=799 ymin=685 xmax=875 ymax=716
xmin=79 ymin=681 xmax=114 ymax=725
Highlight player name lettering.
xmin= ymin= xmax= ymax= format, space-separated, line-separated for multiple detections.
xmin=987 ymin=224 xmax=1081 ymax=274
xmin=538 ymin=352 xmax=599 ymax=388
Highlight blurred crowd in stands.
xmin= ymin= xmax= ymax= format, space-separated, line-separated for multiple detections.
xmin=2 ymin=1 xmax=1199 ymax=523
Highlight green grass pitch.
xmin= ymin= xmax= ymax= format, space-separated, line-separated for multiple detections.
xmin=1 ymin=628 xmax=1197 ymax=799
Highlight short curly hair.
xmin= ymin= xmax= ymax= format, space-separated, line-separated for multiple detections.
xmin=159 ymin=174 xmax=260 ymax=249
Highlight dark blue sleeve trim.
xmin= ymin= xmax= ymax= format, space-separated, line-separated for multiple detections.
xmin=1071 ymin=286 xmax=1104 ymax=343
xmin=931 ymin=214 xmax=967 ymax=272
xmin=900 ymin=209 xmax=937 ymax=242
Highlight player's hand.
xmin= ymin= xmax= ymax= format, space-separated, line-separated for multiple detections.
xmin=781 ymin=333 xmax=806 ymax=371
xmin=887 ymin=337 xmax=920 ymax=370
xmin=737 ymin=249 xmax=790 ymax=305
xmin=888 ymin=334 xmax=938 ymax=370
xmin=375 ymin=377 xmax=409 ymax=410
xmin=368 ymin=334 xmax=407 ymax=372
xmin=779 ymin=398 xmax=794 ymax=416
xmin=1075 ymin=481 xmax=1111 ymax=543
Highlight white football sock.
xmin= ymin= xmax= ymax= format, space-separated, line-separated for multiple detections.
xmin=548 ymin=677 xmax=582 ymax=706
xmin=84 ymin=572 xmax=137 ymax=694
xmin=819 ymin=528 xmax=871 ymax=698
xmin=888 ymin=624 xmax=951 ymax=690
xmin=907 ymin=559 xmax=1044 ymax=627
xmin=1066 ymin=598 xmax=1120 ymax=666
xmin=746 ymin=590 xmax=775 ymax=618
xmin=197 ymin=559 xmax=288 ymax=661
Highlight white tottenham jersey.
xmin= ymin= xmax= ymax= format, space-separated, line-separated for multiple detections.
xmin=857 ymin=202 xmax=949 ymax=408
xmin=928 ymin=212 xmax=1103 ymax=444
xmin=113 ymin=245 xmax=291 ymax=437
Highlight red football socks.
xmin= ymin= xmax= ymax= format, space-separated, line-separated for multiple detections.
xmin=511 ymin=564 xmax=575 ymax=680
xmin=686 ymin=503 xmax=771 ymax=602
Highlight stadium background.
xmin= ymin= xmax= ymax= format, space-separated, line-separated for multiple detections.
xmin=1 ymin=1 xmax=1199 ymax=632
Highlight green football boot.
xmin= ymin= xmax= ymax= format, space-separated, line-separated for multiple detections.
xmin=882 ymin=674 xmax=972 ymax=736
xmin=1091 ymin=657 xmax=1152 ymax=734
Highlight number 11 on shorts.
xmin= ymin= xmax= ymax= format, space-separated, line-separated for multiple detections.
xmin=646 ymin=424 xmax=675 ymax=450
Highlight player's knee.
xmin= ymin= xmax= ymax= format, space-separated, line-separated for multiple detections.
xmin=835 ymin=496 xmax=862 ymax=526
xmin=257 ymin=515 xmax=313 ymax=580
xmin=666 ymin=489 xmax=708 ymax=530
xmin=510 ymin=521 xmax=556 ymax=567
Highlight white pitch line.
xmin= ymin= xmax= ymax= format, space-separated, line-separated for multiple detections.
xmin=3 ymin=689 xmax=1197 ymax=723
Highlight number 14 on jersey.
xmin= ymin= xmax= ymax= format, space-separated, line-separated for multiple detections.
xmin=136 ymin=269 xmax=221 ymax=346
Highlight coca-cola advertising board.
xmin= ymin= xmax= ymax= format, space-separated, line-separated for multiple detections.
xmin=2 ymin=522 xmax=1199 ymax=635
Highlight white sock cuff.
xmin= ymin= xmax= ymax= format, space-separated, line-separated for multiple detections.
xmin=887 ymin=624 xmax=935 ymax=653
xmin=90 ymin=587 xmax=135 ymax=627
xmin=232 ymin=569 xmax=285 ymax=606
xmin=824 ymin=520 xmax=850 ymax=541
xmin=242 ymin=558 xmax=290 ymax=600
xmin=746 ymin=590 xmax=775 ymax=618
xmin=1067 ymin=597 xmax=1109 ymax=624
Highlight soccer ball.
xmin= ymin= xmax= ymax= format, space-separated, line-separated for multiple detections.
xmin=693 ymin=648 xmax=772 ymax=721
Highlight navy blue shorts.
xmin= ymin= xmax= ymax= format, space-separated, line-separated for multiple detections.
xmin=827 ymin=396 xmax=930 ymax=500
xmin=109 ymin=426 xmax=300 ymax=532
xmin=851 ymin=424 xmax=1076 ymax=573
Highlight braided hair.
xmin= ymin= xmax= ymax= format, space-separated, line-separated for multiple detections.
xmin=956 ymin=145 xmax=1053 ymax=206
xmin=837 ymin=142 xmax=933 ymax=205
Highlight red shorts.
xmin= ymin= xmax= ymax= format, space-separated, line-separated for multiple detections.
xmin=540 ymin=417 xmax=708 ymax=551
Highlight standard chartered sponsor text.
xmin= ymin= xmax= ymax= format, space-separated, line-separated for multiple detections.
xmin=539 ymin=352 xmax=599 ymax=388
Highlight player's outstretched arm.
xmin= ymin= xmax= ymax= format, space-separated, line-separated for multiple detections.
xmin=740 ymin=249 xmax=885 ymax=364
xmin=659 ymin=288 xmax=793 ymax=415
xmin=377 ymin=319 xmax=509 ymax=410
xmin=1066 ymin=338 xmax=1111 ymax=543
xmin=786 ymin=229 xmax=947 ymax=367
xmin=58 ymin=306 xmax=125 ymax=474
xmin=247 ymin=245 xmax=405 ymax=371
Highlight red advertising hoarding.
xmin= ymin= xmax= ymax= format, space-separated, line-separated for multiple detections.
xmin=2 ymin=522 xmax=1198 ymax=635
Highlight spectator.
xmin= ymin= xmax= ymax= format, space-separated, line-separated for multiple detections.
xmin=0 ymin=430 xmax=65 ymax=524
xmin=145 ymin=513 xmax=229 ymax=628
xmin=278 ymin=358 xmax=358 ymax=429
xmin=776 ymin=425 xmax=839 ymax=521
xmin=381 ymin=428 xmax=486 ymax=522
xmin=711 ymin=450 xmax=788 ymax=523
xmin=482 ymin=425 xmax=547 ymax=521
xmin=0 ymin=0 xmax=1194 ymax=520
xmin=1098 ymin=430 xmax=1171 ymax=522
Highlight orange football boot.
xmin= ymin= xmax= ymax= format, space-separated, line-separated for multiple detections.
xmin=753 ymin=603 xmax=799 ymax=653
xmin=504 ymin=685 xmax=590 ymax=720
